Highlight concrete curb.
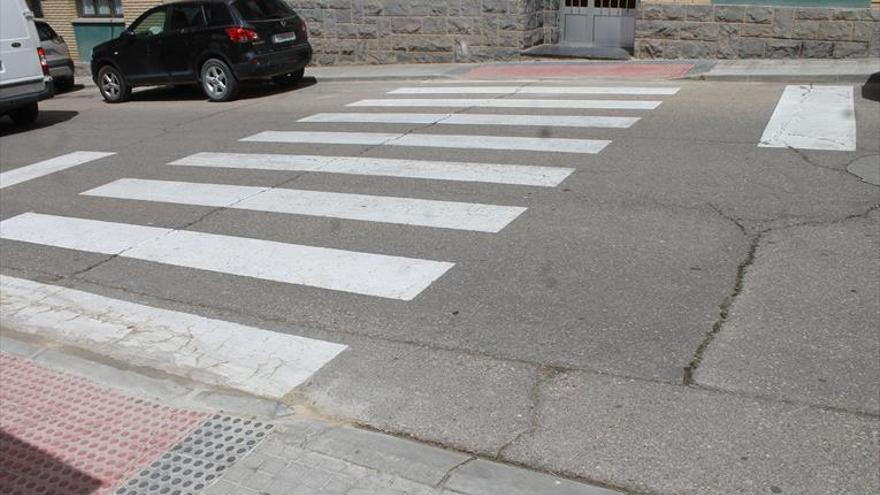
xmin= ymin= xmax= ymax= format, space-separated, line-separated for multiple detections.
xmin=685 ymin=73 xmax=877 ymax=83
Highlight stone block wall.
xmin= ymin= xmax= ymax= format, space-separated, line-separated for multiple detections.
xmin=635 ymin=3 xmax=880 ymax=59
xmin=294 ymin=0 xmax=554 ymax=65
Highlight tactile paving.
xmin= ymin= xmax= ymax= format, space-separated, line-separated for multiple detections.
xmin=0 ymin=352 xmax=207 ymax=495
xmin=116 ymin=414 xmax=274 ymax=495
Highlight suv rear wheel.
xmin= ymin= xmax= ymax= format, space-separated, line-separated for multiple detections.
xmin=97 ymin=65 xmax=130 ymax=103
xmin=272 ymin=68 xmax=304 ymax=87
xmin=200 ymin=59 xmax=239 ymax=102
xmin=9 ymin=102 xmax=39 ymax=125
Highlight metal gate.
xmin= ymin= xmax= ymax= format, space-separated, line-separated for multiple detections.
xmin=560 ymin=0 xmax=638 ymax=49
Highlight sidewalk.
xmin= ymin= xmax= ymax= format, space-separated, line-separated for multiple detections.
xmin=75 ymin=58 xmax=880 ymax=84
xmin=0 ymin=333 xmax=618 ymax=495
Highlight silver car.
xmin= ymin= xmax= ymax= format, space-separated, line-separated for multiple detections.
xmin=35 ymin=20 xmax=74 ymax=91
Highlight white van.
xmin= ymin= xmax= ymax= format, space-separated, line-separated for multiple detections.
xmin=1 ymin=0 xmax=54 ymax=125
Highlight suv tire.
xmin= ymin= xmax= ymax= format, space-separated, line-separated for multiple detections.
xmin=97 ymin=65 xmax=130 ymax=103
xmin=9 ymin=102 xmax=38 ymax=125
xmin=200 ymin=58 xmax=239 ymax=102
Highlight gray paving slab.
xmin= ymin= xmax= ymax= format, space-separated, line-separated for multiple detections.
xmin=503 ymin=370 xmax=880 ymax=495
xmin=445 ymin=459 xmax=621 ymax=495
xmin=306 ymin=425 xmax=470 ymax=486
xmin=695 ymin=211 xmax=880 ymax=415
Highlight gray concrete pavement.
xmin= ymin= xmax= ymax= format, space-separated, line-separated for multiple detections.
xmin=1 ymin=75 xmax=878 ymax=495
xmin=696 ymin=209 xmax=880 ymax=415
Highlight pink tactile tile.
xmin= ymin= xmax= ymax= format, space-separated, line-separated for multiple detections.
xmin=0 ymin=352 xmax=208 ymax=495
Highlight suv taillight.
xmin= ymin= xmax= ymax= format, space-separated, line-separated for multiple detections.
xmin=37 ymin=47 xmax=49 ymax=76
xmin=225 ymin=27 xmax=259 ymax=43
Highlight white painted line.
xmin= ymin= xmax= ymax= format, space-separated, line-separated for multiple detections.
xmin=0 ymin=213 xmax=454 ymax=300
xmin=390 ymin=86 xmax=679 ymax=95
xmin=170 ymin=152 xmax=574 ymax=187
xmin=0 ymin=275 xmax=347 ymax=398
xmin=242 ymin=131 xmax=610 ymax=154
xmin=299 ymin=112 xmax=639 ymax=129
xmin=759 ymin=85 xmax=856 ymax=151
xmin=0 ymin=151 xmax=116 ymax=189
xmin=421 ymin=79 xmax=539 ymax=84
xmin=83 ymin=179 xmax=527 ymax=233
xmin=348 ymin=98 xmax=661 ymax=110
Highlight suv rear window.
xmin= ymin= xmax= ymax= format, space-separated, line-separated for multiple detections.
xmin=204 ymin=3 xmax=233 ymax=26
xmin=232 ymin=0 xmax=296 ymax=20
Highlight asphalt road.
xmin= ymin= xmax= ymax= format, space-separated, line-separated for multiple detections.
xmin=1 ymin=76 xmax=878 ymax=495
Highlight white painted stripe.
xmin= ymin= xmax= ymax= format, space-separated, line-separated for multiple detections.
xmin=83 ymin=179 xmax=526 ymax=233
xmin=390 ymin=86 xmax=679 ymax=95
xmin=0 ymin=213 xmax=453 ymax=300
xmin=170 ymin=152 xmax=574 ymax=187
xmin=299 ymin=112 xmax=639 ymax=129
xmin=421 ymin=79 xmax=539 ymax=84
xmin=0 ymin=151 xmax=116 ymax=189
xmin=242 ymin=131 xmax=610 ymax=154
xmin=349 ymin=98 xmax=661 ymax=110
xmin=759 ymin=85 xmax=856 ymax=151
xmin=0 ymin=275 xmax=347 ymax=398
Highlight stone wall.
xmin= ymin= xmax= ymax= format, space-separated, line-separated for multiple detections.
xmin=635 ymin=3 xmax=880 ymax=59
xmin=294 ymin=0 xmax=555 ymax=65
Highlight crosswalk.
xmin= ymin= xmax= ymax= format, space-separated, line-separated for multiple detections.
xmin=759 ymin=85 xmax=857 ymax=151
xmin=0 ymin=80 xmax=678 ymax=396
xmin=1 ymin=82 xmax=679 ymax=302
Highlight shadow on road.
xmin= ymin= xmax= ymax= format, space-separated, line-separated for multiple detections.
xmin=0 ymin=429 xmax=103 ymax=494
xmin=128 ymin=76 xmax=318 ymax=102
xmin=861 ymin=73 xmax=880 ymax=102
xmin=0 ymin=110 xmax=78 ymax=137
xmin=57 ymin=83 xmax=87 ymax=95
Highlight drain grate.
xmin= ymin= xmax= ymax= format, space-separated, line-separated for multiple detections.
xmin=116 ymin=414 xmax=274 ymax=495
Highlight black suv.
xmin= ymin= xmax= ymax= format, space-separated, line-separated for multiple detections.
xmin=90 ymin=0 xmax=311 ymax=102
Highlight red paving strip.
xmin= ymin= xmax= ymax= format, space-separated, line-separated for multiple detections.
xmin=466 ymin=63 xmax=695 ymax=80
xmin=0 ymin=353 xmax=208 ymax=495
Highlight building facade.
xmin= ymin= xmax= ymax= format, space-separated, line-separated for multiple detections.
xmin=26 ymin=0 xmax=880 ymax=64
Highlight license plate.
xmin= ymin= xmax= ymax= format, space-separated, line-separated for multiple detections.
xmin=273 ymin=32 xmax=296 ymax=43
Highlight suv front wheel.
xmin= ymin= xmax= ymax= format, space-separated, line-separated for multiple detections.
xmin=200 ymin=59 xmax=239 ymax=102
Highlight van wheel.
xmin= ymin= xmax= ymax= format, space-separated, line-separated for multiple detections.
xmin=272 ymin=68 xmax=304 ymax=87
xmin=201 ymin=59 xmax=239 ymax=102
xmin=9 ymin=103 xmax=39 ymax=125
xmin=97 ymin=65 xmax=130 ymax=103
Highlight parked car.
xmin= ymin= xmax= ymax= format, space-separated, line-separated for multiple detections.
xmin=35 ymin=20 xmax=75 ymax=92
xmin=0 ymin=0 xmax=54 ymax=125
xmin=90 ymin=0 xmax=312 ymax=103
